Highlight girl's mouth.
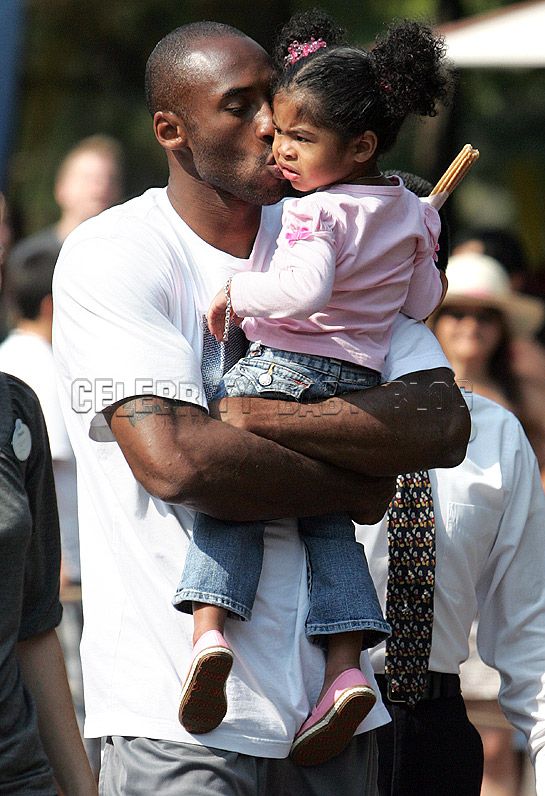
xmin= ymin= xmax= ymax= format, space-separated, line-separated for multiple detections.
xmin=278 ymin=165 xmax=300 ymax=181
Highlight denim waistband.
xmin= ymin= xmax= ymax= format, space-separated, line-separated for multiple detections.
xmin=247 ymin=342 xmax=379 ymax=381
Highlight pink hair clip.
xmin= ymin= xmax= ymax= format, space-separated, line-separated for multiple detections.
xmin=285 ymin=37 xmax=327 ymax=67
xmin=379 ymin=78 xmax=392 ymax=94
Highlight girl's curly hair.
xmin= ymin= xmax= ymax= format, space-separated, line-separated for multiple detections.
xmin=273 ymin=9 xmax=453 ymax=154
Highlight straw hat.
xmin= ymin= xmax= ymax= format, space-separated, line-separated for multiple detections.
xmin=438 ymin=252 xmax=544 ymax=337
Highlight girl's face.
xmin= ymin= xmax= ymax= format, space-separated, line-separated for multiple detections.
xmin=272 ymin=91 xmax=366 ymax=192
xmin=432 ymin=304 xmax=505 ymax=367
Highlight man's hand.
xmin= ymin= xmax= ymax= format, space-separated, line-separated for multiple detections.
xmin=348 ymin=475 xmax=396 ymax=525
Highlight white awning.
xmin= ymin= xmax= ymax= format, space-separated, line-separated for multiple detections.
xmin=438 ymin=0 xmax=545 ymax=67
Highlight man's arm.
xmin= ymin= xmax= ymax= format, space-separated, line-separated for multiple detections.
xmin=214 ymin=367 xmax=470 ymax=476
xmin=106 ymin=397 xmax=395 ymax=523
xmin=474 ymin=422 xmax=545 ymax=789
xmin=17 ymin=629 xmax=97 ymax=795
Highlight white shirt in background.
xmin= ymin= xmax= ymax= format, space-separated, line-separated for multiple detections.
xmin=360 ymin=393 xmax=545 ymax=789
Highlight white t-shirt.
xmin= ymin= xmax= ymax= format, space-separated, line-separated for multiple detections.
xmin=0 ymin=330 xmax=80 ymax=581
xmin=52 ymin=187 xmax=450 ymax=756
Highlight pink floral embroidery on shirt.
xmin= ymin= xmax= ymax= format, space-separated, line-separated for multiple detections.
xmin=433 ymin=243 xmax=440 ymax=262
xmin=285 ymin=212 xmax=334 ymax=247
xmin=285 ymin=226 xmax=312 ymax=247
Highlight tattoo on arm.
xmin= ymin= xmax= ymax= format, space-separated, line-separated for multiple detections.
xmin=105 ymin=397 xmax=207 ymax=428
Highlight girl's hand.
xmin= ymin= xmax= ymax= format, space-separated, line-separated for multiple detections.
xmin=207 ymin=289 xmax=229 ymax=342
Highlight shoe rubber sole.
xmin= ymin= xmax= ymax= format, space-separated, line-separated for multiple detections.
xmin=289 ymin=686 xmax=376 ymax=767
xmin=178 ymin=646 xmax=234 ymax=734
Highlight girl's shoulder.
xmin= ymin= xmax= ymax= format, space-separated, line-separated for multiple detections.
xmin=280 ymin=193 xmax=341 ymax=241
xmin=282 ymin=191 xmax=340 ymax=221
xmin=282 ymin=188 xmax=360 ymax=218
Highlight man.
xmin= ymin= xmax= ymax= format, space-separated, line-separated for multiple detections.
xmin=9 ymin=134 xmax=123 ymax=269
xmin=360 ymin=392 xmax=545 ymax=796
xmin=53 ymin=22 xmax=468 ymax=795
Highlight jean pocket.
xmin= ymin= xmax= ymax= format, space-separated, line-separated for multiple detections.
xmin=235 ymin=360 xmax=315 ymax=400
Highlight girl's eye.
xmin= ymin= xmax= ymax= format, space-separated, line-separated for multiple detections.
xmin=296 ymin=135 xmax=309 ymax=143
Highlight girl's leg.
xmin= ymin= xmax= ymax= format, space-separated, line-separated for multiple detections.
xmin=192 ymin=603 xmax=228 ymax=646
xmin=299 ymin=512 xmax=391 ymax=650
xmin=320 ymin=630 xmax=364 ymax=703
xmin=173 ymin=512 xmax=266 ymax=622
xmin=290 ymin=514 xmax=387 ymax=766
xmin=175 ymin=513 xmax=265 ymax=734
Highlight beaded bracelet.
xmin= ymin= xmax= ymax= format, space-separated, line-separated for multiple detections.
xmin=222 ymin=277 xmax=232 ymax=342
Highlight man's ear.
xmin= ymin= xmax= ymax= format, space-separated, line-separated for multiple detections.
xmin=153 ymin=111 xmax=188 ymax=151
xmin=353 ymin=130 xmax=378 ymax=164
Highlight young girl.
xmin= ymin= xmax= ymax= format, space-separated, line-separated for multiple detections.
xmin=174 ymin=11 xmax=450 ymax=766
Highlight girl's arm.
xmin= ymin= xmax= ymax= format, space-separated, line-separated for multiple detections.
xmin=17 ymin=629 xmax=97 ymax=795
xmin=208 ymin=204 xmax=337 ymax=340
xmin=230 ymin=227 xmax=335 ymax=319
xmin=401 ymin=205 xmax=445 ymax=320
xmin=401 ymin=256 xmax=444 ymax=320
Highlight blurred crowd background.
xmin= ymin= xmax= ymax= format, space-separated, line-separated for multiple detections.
xmin=1 ymin=1 xmax=544 ymax=795
xmin=1 ymin=0 xmax=545 ymax=278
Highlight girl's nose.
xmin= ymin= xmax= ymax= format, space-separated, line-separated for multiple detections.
xmin=274 ymin=135 xmax=296 ymax=160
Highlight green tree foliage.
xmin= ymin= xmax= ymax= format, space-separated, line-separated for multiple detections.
xmin=8 ymin=0 xmax=544 ymax=268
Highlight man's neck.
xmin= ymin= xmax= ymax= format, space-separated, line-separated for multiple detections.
xmin=167 ymin=180 xmax=262 ymax=259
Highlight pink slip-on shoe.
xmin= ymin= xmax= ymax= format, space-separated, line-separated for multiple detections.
xmin=290 ymin=668 xmax=376 ymax=767
xmin=178 ymin=630 xmax=234 ymax=734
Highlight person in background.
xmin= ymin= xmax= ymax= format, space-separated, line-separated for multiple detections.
xmin=0 ymin=248 xmax=100 ymax=775
xmin=0 ymin=371 xmax=98 ymax=795
xmin=355 ymin=175 xmax=545 ymax=795
xmin=451 ymin=226 xmax=545 ymax=429
xmin=364 ymin=389 xmax=545 ymax=796
xmin=429 ymin=250 xmax=543 ymax=409
xmin=452 ymin=227 xmax=531 ymax=293
xmin=0 ymin=208 xmax=96 ymax=792
xmin=428 ymin=251 xmax=544 ymax=796
xmin=9 ymin=134 xmax=123 ymax=270
xmin=0 ymin=194 xmax=14 ymax=341
xmin=429 ymin=251 xmax=545 ymax=492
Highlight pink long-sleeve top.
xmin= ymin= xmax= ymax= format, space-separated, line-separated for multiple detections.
xmin=230 ymin=179 xmax=442 ymax=373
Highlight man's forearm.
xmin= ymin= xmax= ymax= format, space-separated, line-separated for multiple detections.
xmin=214 ymin=368 xmax=470 ymax=476
xmin=108 ymin=398 xmax=395 ymax=522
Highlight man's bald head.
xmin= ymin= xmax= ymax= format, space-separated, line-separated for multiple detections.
xmin=145 ymin=22 xmax=249 ymax=119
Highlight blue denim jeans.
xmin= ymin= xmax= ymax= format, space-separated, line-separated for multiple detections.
xmin=174 ymin=343 xmax=391 ymax=647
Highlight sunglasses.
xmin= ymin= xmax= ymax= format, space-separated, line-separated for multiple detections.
xmin=439 ymin=307 xmax=502 ymax=324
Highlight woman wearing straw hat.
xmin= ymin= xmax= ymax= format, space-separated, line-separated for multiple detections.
xmin=430 ymin=251 xmax=544 ymax=410
xmin=430 ymin=250 xmax=545 ymax=796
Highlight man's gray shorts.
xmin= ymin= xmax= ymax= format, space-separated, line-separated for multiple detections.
xmin=99 ymin=732 xmax=378 ymax=795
